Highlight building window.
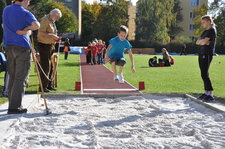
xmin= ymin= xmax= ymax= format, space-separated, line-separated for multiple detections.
xmin=190 ymin=12 xmax=195 ymax=19
xmin=190 ymin=12 xmax=193 ymax=18
xmin=189 ymin=24 xmax=194 ymax=31
xmin=190 ymin=0 xmax=200 ymax=7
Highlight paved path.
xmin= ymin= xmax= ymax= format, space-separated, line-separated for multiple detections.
xmin=80 ymin=55 xmax=141 ymax=95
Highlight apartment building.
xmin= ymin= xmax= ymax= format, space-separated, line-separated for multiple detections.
xmin=178 ymin=0 xmax=208 ymax=39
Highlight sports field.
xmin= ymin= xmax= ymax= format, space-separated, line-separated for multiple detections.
xmin=0 ymin=54 xmax=224 ymax=103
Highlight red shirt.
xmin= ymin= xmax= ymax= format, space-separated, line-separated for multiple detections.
xmin=91 ymin=46 xmax=98 ymax=56
xmin=97 ymin=44 xmax=104 ymax=54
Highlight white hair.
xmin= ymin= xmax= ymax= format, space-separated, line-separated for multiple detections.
xmin=50 ymin=8 xmax=62 ymax=18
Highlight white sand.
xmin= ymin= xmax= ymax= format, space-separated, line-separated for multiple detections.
xmin=0 ymin=94 xmax=225 ymax=149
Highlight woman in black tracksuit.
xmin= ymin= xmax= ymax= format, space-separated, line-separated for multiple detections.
xmin=196 ymin=15 xmax=217 ymax=102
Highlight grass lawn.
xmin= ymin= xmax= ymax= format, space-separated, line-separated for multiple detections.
xmin=0 ymin=54 xmax=81 ymax=103
xmin=0 ymin=54 xmax=225 ymax=104
xmin=116 ymin=54 xmax=225 ymax=98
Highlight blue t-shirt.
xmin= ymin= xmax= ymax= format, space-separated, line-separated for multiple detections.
xmin=108 ymin=36 xmax=132 ymax=59
xmin=3 ymin=4 xmax=37 ymax=49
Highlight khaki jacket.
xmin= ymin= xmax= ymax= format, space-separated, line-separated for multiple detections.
xmin=37 ymin=15 xmax=57 ymax=44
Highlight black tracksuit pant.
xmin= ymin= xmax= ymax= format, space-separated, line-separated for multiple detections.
xmin=198 ymin=54 xmax=213 ymax=91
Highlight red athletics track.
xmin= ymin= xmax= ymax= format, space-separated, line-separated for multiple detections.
xmin=80 ymin=55 xmax=142 ymax=94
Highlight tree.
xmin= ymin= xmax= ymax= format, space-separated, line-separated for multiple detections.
xmin=94 ymin=0 xmax=129 ymax=41
xmin=208 ymin=0 xmax=225 ymax=52
xmin=81 ymin=0 xmax=129 ymax=43
xmin=214 ymin=9 xmax=225 ymax=50
xmin=5 ymin=0 xmax=12 ymax=5
xmin=0 ymin=0 xmax=6 ymax=42
xmin=208 ymin=0 xmax=225 ymax=17
xmin=169 ymin=0 xmax=183 ymax=39
xmin=136 ymin=0 xmax=175 ymax=44
xmin=81 ymin=2 xmax=102 ymax=42
xmin=193 ymin=3 xmax=208 ymax=37
xmin=29 ymin=0 xmax=78 ymax=33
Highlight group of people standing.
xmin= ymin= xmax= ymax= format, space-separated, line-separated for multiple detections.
xmin=2 ymin=0 xmax=62 ymax=114
xmin=84 ymin=39 xmax=106 ymax=65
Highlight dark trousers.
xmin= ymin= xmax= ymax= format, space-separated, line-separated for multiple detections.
xmin=5 ymin=45 xmax=31 ymax=109
xmin=198 ymin=55 xmax=213 ymax=91
xmin=38 ymin=43 xmax=55 ymax=90
xmin=64 ymin=52 xmax=68 ymax=60
xmin=86 ymin=51 xmax=91 ymax=64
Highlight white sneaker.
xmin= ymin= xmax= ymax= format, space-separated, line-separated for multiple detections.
xmin=118 ymin=73 xmax=124 ymax=83
xmin=114 ymin=75 xmax=119 ymax=81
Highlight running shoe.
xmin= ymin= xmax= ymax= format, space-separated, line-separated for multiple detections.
xmin=198 ymin=93 xmax=207 ymax=100
xmin=114 ymin=75 xmax=119 ymax=81
xmin=118 ymin=73 xmax=124 ymax=83
xmin=203 ymin=95 xmax=215 ymax=102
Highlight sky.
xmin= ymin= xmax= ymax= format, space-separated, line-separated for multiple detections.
xmin=85 ymin=0 xmax=138 ymax=5
xmin=84 ymin=0 xmax=213 ymax=5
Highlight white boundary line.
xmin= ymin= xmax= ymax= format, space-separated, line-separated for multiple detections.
xmin=79 ymin=55 xmax=84 ymax=94
xmin=103 ymin=64 xmax=143 ymax=94
xmin=83 ymin=89 xmax=138 ymax=91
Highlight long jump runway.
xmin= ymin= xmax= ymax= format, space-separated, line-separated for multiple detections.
xmin=80 ymin=55 xmax=141 ymax=95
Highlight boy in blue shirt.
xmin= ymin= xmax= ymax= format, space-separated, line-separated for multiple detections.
xmin=105 ymin=25 xmax=135 ymax=83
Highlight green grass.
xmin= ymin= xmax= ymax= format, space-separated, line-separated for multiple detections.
xmin=0 ymin=54 xmax=80 ymax=102
xmin=107 ymin=55 xmax=225 ymax=98
xmin=1 ymin=54 xmax=225 ymax=104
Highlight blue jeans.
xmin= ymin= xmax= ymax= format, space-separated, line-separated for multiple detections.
xmin=97 ymin=53 xmax=103 ymax=64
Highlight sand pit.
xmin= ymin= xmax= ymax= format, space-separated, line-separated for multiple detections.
xmin=0 ymin=94 xmax=225 ymax=149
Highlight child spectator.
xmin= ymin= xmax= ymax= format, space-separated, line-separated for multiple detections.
xmin=102 ymin=41 xmax=106 ymax=62
xmin=105 ymin=25 xmax=135 ymax=83
xmin=84 ymin=42 xmax=92 ymax=64
xmin=97 ymin=40 xmax=104 ymax=64
xmin=170 ymin=56 xmax=174 ymax=65
xmin=148 ymin=56 xmax=157 ymax=67
xmin=63 ymin=38 xmax=70 ymax=60
xmin=91 ymin=42 xmax=98 ymax=65
xmin=162 ymin=48 xmax=171 ymax=66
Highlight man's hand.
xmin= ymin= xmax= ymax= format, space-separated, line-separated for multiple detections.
xmin=16 ymin=30 xmax=32 ymax=36
xmin=49 ymin=34 xmax=59 ymax=41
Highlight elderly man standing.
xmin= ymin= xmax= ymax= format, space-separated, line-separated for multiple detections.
xmin=37 ymin=9 xmax=62 ymax=92
xmin=3 ymin=0 xmax=40 ymax=114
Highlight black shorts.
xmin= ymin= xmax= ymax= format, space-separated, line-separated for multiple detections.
xmin=110 ymin=57 xmax=126 ymax=66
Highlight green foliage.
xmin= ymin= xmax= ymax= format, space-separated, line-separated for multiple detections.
xmin=81 ymin=3 xmax=99 ymax=42
xmin=136 ymin=0 xmax=175 ymax=44
xmin=214 ymin=9 xmax=225 ymax=49
xmin=175 ymin=36 xmax=193 ymax=44
xmin=93 ymin=0 xmax=129 ymax=41
xmin=29 ymin=0 xmax=78 ymax=33
xmin=5 ymin=0 xmax=12 ymax=5
xmin=193 ymin=3 xmax=208 ymax=37
xmin=0 ymin=0 xmax=6 ymax=42
xmin=52 ymin=2 xmax=78 ymax=33
xmin=81 ymin=0 xmax=129 ymax=43
xmin=209 ymin=0 xmax=225 ymax=51
xmin=168 ymin=0 xmax=183 ymax=39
